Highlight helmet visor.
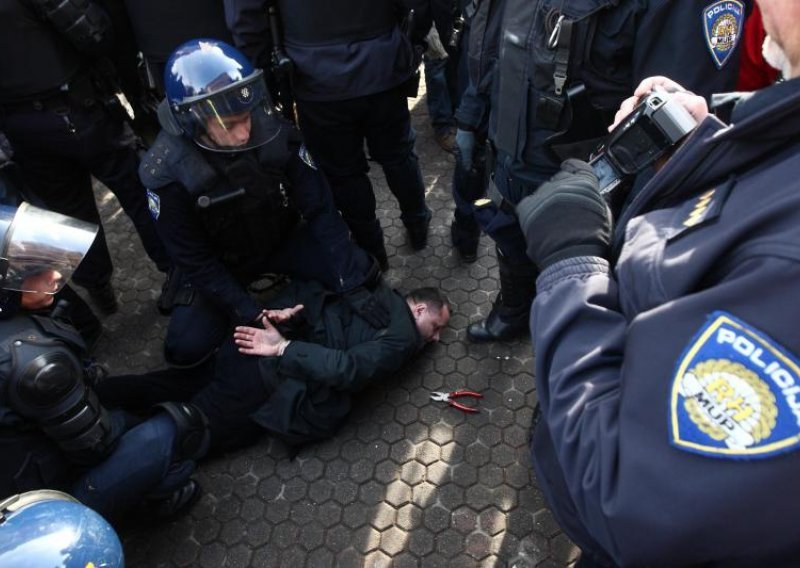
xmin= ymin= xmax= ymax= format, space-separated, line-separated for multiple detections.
xmin=178 ymin=71 xmax=282 ymax=152
xmin=0 ymin=203 xmax=98 ymax=294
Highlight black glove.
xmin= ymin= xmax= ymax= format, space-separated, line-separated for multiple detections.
xmin=345 ymin=287 xmax=390 ymax=329
xmin=516 ymin=159 xmax=612 ymax=270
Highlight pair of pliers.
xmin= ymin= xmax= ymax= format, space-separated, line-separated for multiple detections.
xmin=430 ymin=390 xmax=483 ymax=413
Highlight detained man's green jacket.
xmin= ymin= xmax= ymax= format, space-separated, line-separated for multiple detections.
xmin=251 ymin=279 xmax=423 ymax=445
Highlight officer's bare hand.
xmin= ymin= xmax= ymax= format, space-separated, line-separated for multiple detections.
xmin=609 ymin=76 xmax=709 ymax=131
xmin=259 ymin=304 xmax=304 ymax=324
xmin=234 ymin=317 xmax=286 ymax=357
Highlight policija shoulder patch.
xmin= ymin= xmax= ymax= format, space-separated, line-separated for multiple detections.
xmin=670 ymin=311 xmax=800 ymax=460
xmin=702 ymin=1 xmax=745 ymax=69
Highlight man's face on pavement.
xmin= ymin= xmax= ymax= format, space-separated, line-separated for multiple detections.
xmin=413 ymin=303 xmax=450 ymax=343
xmin=204 ymin=111 xmax=252 ymax=148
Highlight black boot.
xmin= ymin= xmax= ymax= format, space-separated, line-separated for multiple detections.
xmin=85 ymin=281 xmax=119 ymax=315
xmin=450 ymin=212 xmax=480 ymax=263
xmin=149 ymin=479 xmax=202 ymax=519
xmin=405 ymin=208 xmax=432 ymax=251
xmin=347 ymin=217 xmax=389 ymax=271
xmin=467 ymin=249 xmax=537 ymax=342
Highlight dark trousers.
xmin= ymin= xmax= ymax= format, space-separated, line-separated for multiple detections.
xmin=97 ymin=338 xmax=269 ymax=454
xmin=0 ymin=412 xmax=193 ymax=519
xmin=296 ymin=84 xmax=428 ymax=257
xmin=1 ymin=100 xmax=171 ymax=286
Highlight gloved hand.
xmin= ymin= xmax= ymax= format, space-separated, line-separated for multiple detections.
xmin=345 ymin=287 xmax=390 ymax=329
xmin=455 ymin=128 xmax=476 ymax=170
xmin=516 ymin=159 xmax=612 ymax=270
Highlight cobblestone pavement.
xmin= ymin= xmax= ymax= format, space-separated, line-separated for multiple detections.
xmin=90 ymin=85 xmax=580 ymax=567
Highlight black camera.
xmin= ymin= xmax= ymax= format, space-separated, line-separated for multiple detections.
xmin=590 ymin=91 xmax=698 ymax=197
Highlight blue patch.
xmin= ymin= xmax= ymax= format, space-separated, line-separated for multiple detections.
xmin=702 ymin=1 xmax=745 ymax=69
xmin=298 ymin=145 xmax=317 ymax=170
xmin=146 ymin=189 xmax=160 ymax=220
xmin=670 ymin=312 xmax=800 ymax=460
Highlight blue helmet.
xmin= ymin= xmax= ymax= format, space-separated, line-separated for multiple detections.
xmin=162 ymin=39 xmax=282 ymax=152
xmin=0 ymin=490 xmax=124 ymax=568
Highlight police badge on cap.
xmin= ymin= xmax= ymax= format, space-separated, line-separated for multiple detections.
xmin=702 ymin=0 xmax=745 ymax=69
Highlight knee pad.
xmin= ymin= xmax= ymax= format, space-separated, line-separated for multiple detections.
xmin=153 ymin=402 xmax=210 ymax=462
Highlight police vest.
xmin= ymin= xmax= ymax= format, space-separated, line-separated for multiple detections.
xmin=278 ymin=0 xmax=397 ymax=45
xmin=493 ymin=0 xmax=624 ymax=170
xmin=140 ymin=130 xmax=299 ymax=273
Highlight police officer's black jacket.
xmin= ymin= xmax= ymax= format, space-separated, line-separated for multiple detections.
xmin=250 ymin=279 xmax=422 ymax=446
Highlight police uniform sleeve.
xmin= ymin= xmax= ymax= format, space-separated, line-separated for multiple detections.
xmin=630 ymin=1 xmax=748 ymax=99
xmin=150 ymin=183 xmax=261 ymax=323
xmin=284 ymin=146 xmax=376 ymax=293
xmin=531 ymin=252 xmax=800 ymax=565
xmin=277 ymin=331 xmax=417 ymax=394
xmin=223 ymin=0 xmax=272 ymax=68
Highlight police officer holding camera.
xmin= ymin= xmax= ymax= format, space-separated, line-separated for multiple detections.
xmin=140 ymin=39 xmax=379 ymax=368
xmin=517 ymin=0 xmax=800 ymax=561
xmin=467 ymin=0 xmax=751 ymax=342
xmin=0 ymin=0 xmax=171 ymax=315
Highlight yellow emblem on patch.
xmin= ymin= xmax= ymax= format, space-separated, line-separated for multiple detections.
xmin=671 ymin=311 xmax=800 ymax=459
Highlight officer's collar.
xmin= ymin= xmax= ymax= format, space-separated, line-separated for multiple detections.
xmin=713 ymin=77 xmax=800 ymax=144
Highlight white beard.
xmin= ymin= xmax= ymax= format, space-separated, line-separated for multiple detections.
xmin=762 ymin=35 xmax=792 ymax=79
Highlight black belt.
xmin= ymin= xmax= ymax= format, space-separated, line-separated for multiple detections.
xmin=0 ymin=74 xmax=98 ymax=114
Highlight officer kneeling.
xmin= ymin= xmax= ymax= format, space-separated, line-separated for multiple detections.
xmin=141 ymin=39 xmax=377 ymax=368
xmin=0 ymin=203 xmax=208 ymax=520
xmin=517 ymin=2 xmax=800 ymax=563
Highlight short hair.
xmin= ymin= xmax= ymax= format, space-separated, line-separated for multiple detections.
xmin=405 ymin=287 xmax=451 ymax=313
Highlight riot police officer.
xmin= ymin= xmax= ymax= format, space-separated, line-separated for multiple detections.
xmin=140 ymin=39 xmax=378 ymax=367
xmin=0 ymin=0 xmax=172 ymax=315
xmin=467 ymin=0 xmax=751 ymax=342
xmin=0 ymin=203 xmax=207 ymax=520
xmin=225 ymin=0 xmax=435 ymax=268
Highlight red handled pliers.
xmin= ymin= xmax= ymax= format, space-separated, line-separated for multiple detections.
xmin=430 ymin=390 xmax=483 ymax=413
